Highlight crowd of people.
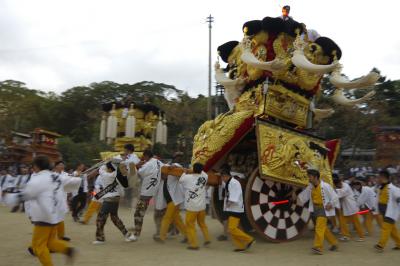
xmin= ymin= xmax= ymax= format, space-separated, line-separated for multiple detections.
xmin=0 ymin=145 xmax=400 ymax=265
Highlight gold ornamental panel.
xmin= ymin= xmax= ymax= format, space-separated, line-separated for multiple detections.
xmin=264 ymin=84 xmax=310 ymax=128
xmin=256 ymin=120 xmax=333 ymax=187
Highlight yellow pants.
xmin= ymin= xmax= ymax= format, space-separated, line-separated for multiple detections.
xmin=363 ymin=212 xmax=383 ymax=235
xmin=377 ymin=221 xmax=400 ymax=248
xmin=160 ymin=202 xmax=186 ymax=241
xmin=339 ymin=213 xmax=364 ymax=238
xmin=82 ymin=200 xmax=102 ymax=224
xmin=56 ymin=221 xmax=65 ymax=239
xmin=32 ymin=224 xmax=69 ymax=266
xmin=227 ymin=216 xmax=253 ymax=249
xmin=313 ymin=217 xmax=338 ymax=250
xmin=185 ymin=210 xmax=211 ymax=248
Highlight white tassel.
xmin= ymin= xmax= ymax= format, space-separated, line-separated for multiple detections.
xmin=100 ymin=114 xmax=107 ymax=141
xmin=106 ymin=104 xmax=118 ymax=139
xmin=329 ymin=68 xmax=380 ymax=89
xmin=240 ymin=49 xmax=286 ymax=72
xmin=155 ymin=118 xmax=163 ymax=143
xmin=125 ymin=104 xmax=136 ymax=138
xmin=162 ymin=117 xmax=168 ymax=145
xmin=291 ymin=49 xmax=339 ymax=75
xmin=214 ymin=62 xmax=245 ymax=110
xmin=332 ymin=89 xmax=376 ymax=106
xmin=312 ymin=108 xmax=335 ymax=121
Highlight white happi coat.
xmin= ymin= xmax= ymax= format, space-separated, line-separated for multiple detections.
xmin=377 ymin=183 xmax=400 ymax=222
xmin=355 ymin=186 xmax=378 ymax=214
xmin=223 ymin=177 xmax=244 ymax=213
xmin=137 ymin=158 xmax=162 ymax=197
xmin=8 ymin=170 xmax=81 ymax=224
xmin=179 ymin=172 xmax=208 ymax=212
xmin=98 ymin=165 xmax=124 ymax=199
xmin=71 ymin=171 xmax=88 ymax=197
xmin=298 ymin=181 xmax=338 ymax=217
xmin=336 ymin=182 xmax=359 ymax=216
xmin=155 ymin=163 xmax=184 ymax=210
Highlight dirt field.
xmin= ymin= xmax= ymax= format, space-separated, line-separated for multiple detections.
xmin=1 ymin=205 xmax=399 ymax=266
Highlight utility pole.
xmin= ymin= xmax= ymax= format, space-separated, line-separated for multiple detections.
xmin=206 ymin=14 xmax=214 ymax=120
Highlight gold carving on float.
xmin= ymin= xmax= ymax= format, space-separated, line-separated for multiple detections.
xmin=264 ymin=84 xmax=309 ymax=127
xmin=234 ymin=85 xmax=264 ymax=115
xmin=256 ymin=120 xmax=333 ymax=187
xmin=192 ymin=110 xmax=254 ymax=165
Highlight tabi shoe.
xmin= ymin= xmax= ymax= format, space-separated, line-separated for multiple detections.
xmin=311 ymin=247 xmax=323 ymax=255
xmin=66 ymin=247 xmax=76 ymax=265
xmin=246 ymin=240 xmax=256 ymax=250
xmin=374 ymin=244 xmax=384 ymax=252
xmin=329 ymin=245 xmax=338 ymax=251
xmin=27 ymin=247 xmax=35 ymax=256
xmin=153 ymin=236 xmax=165 ymax=243
xmin=92 ymin=240 xmax=105 ymax=245
xmin=125 ymin=233 xmax=137 ymax=242
xmin=187 ymin=246 xmax=200 ymax=251
xmin=339 ymin=236 xmax=350 ymax=242
xmin=217 ymin=235 xmax=228 ymax=241
xmin=204 ymin=241 xmax=211 ymax=246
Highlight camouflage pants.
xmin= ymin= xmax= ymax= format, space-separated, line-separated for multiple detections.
xmin=133 ymin=197 xmax=151 ymax=236
xmin=96 ymin=200 xmax=128 ymax=241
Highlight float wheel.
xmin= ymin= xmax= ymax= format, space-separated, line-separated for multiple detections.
xmin=244 ymin=168 xmax=310 ymax=242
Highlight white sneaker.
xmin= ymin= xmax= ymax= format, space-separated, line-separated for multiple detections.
xmin=339 ymin=236 xmax=350 ymax=242
xmin=125 ymin=233 xmax=137 ymax=242
xmin=355 ymin=238 xmax=365 ymax=242
xmin=92 ymin=240 xmax=105 ymax=245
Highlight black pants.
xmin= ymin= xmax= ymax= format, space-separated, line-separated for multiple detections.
xmin=71 ymin=192 xmax=87 ymax=218
xmin=96 ymin=200 xmax=128 ymax=241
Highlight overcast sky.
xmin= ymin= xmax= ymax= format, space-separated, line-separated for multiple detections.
xmin=0 ymin=0 xmax=399 ymax=96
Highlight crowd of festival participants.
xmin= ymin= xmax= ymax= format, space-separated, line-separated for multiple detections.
xmin=0 ymin=145 xmax=400 ymax=265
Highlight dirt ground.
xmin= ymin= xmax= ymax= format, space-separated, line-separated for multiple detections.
xmin=0 ymin=205 xmax=399 ymax=266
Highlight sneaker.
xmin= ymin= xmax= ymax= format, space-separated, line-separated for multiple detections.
xmin=92 ymin=240 xmax=105 ymax=245
xmin=311 ymin=247 xmax=323 ymax=255
xmin=246 ymin=240 xmax=256 ymax=250
xmin=217 ymin=235 xmax=228 ymax=241
xmin=180 ymin=238 xmax=188 ymax=244
xmin=187 ymin=246 xmax=199 ymax=251
xmin=79 ymin=221 xmax=87 ymax=225
xmin=374 ymin=244 xmax=384 ymax=252
xmin=204 ymin=241 xmax=211 ymax=246
xmin=329 ymin=245 xmax=338 ymax=251
xmin=392 ymin=247 xmax=400 ymax=250
xmin=355 ymin=238 xmax=365 ymax=242
xmin=331 ymin=228 xmax=340 ymax=234
xmin=61 ymin=237 xmax=71 ymax=241
xmin=234 ymin=248 xmax=246 ymax=252
xmin=125 ymin=233 xmax=137 ymax=242
xmin=339 ymin=236 xmax=350 ymax=242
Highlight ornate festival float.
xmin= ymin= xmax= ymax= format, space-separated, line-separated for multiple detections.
xmin=97 ymin=99 xmax=167 ymax=160
xmin=163 ymin=8 xmax=380 ymax=242
xmin=0 ymin=128 xmax=62 ymax=170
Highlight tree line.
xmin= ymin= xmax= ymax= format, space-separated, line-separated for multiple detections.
xmin=1 ymin=73 xmax=399 ymax=169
